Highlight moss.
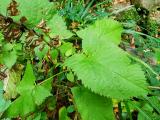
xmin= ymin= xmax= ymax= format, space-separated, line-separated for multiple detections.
xmin=147 ymin=19 xmax=159 ymax=36
xmin=116 ymin=8 xmax=140 ymax=22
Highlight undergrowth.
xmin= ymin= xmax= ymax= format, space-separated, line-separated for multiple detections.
xmin=0 ymin=0 xmax=160 ymax=120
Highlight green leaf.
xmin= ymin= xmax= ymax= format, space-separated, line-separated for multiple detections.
xmin=47 ymin=96 xmax=56 ymax=111
xmin=66 ymin=72 xmax=74 ymax=82
xmin=129 ymin=101 xmax=153 ymax=120
xmin=50 ymin=49 xmax=59 ymax=60
xmin=154 ymin=48 xmax=160 ymax=63
xmin=65 ymin=19 xmax=148 ymax=99
xmin=72 ymin=87 xmax=115 ymax=120
xmin=138 ymin=110 xmax=153 ymax=120
xmin=47 ymin=14 xmax=73 ymax=39
xmin=0 ymin=0 xmax=10 ymax=17
xmin=17 ymin=62 xmax=36 ymax=94
xmin=40 ymin=77 xmax=53 ymax=92
xmin=59 ymin=106 xmax=70 ymax=120
xmin=2 ymin=50 xmax=17 ymax=69
xmin=34 ymin=44 xmax=49 ymax=60
xmin=14 ymin=43 xmax=22 ymax=52
xmin=5 ymin=63 xmax=52 ymax=117
xmin=59 ymin=42 xmax=75 ymax=57
xmin=32 ymin=85 xmax=52 ymax=105
xmin=5 ymin=93 xmax=36 ymax=118
xmin=77 ymin=18 xmax=123 ymax=52
xmin=17 ymin=62 xmax=52 ymax=102
xmin=0 ymin=81 xmax=11 ymax=114
xmin=144 ymin=96 xmax=160 ymax=114
xmin=0 ymin=0 xmax=55 ymax=28
xmin=40 ymin=112 xmax=48 ymax=120
xmin=67 ymin=105 xmax=75 ymax=113
xmin=2 ymin=43 xmax=14 ymax=52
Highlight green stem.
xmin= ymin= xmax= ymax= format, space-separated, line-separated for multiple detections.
xmin=127 ymin=53 xmax=158 ymax=76
xmin=124 ymin=101 xmax=132 ymax=120
xmin=38 ymin=70 xmax=68 ymax=85
xmin=118 ymin=102 xmax=123 ymax=120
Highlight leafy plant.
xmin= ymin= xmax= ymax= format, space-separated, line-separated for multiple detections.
xmin=5 ymin=62 xmax=52 ymax=118
xmin=0 ymin=0 xmax=159 ymax=120
xmin=65 ymin=19 xmax=148 ymax=99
